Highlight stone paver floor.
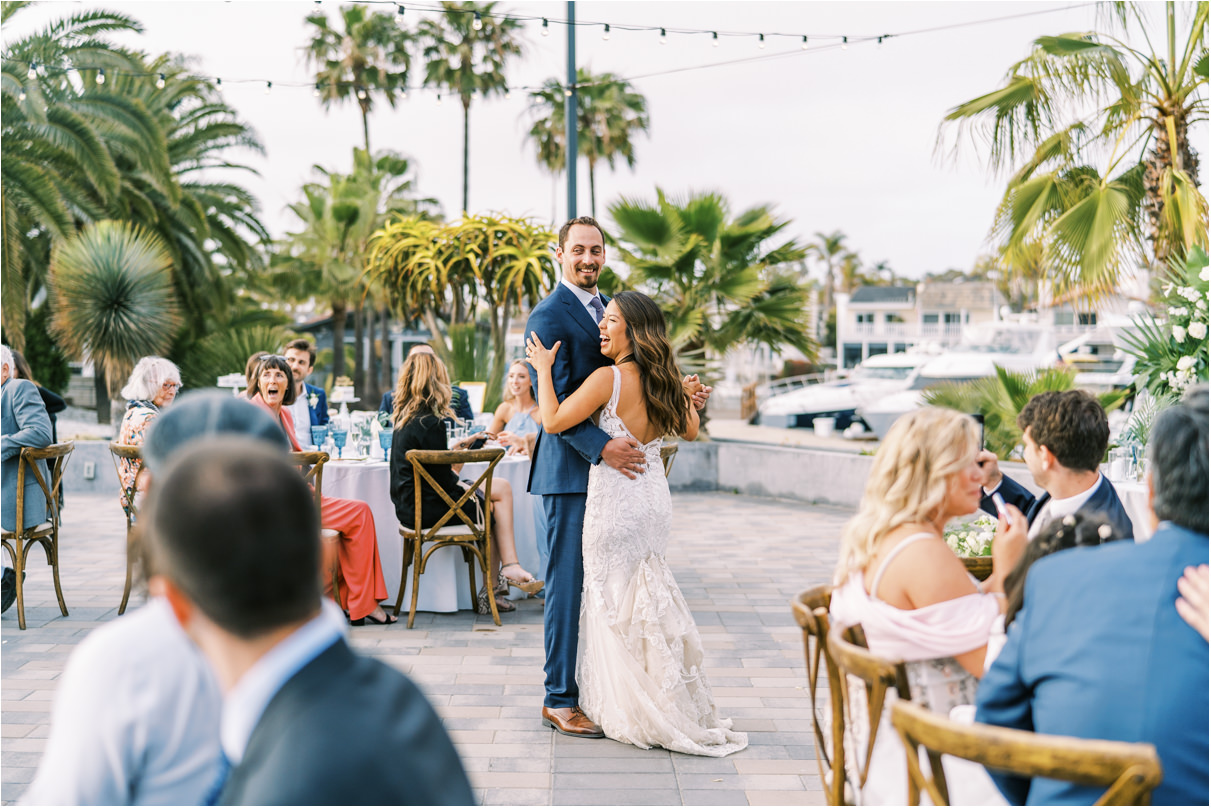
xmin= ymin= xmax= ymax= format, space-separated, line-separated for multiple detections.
xmin=2 ymin=490 xmax=847 ymax=806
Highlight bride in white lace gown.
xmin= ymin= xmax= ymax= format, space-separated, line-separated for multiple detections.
xmin=527 ymin=291 xmax=748 ymax=757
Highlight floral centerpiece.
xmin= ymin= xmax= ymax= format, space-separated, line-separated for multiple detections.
xmin=944 ymin=514 xmax=997 ymax=557
xmin=1123 ymin=246 xmax=1209 ymax=397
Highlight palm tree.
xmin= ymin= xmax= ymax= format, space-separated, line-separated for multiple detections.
xmin=607 ymin=189 xmax=815 ymax=375
xmin=419 ymin=1 xmax=524 ymax=213
xmin=806 ymin=230 xmax=850 ymax=321
xmin=939 ymin=2 xmax=1207 ymax=290
xmin=303 ymin=4 xmax=412 ymax=153
xmin=527 ymin=69 xmax=650 ymax=217
xmin=47 ymin=221 xmax=180 ymax=423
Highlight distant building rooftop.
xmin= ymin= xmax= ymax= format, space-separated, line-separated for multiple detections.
xmin=918 ymin=280 xmax=1003 ymax=311
xmin=850 ymin=285 xmax=916 ymax=306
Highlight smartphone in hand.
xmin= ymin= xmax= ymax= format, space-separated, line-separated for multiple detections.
xmin=991 ymin=492 xmax=1013 ymax=526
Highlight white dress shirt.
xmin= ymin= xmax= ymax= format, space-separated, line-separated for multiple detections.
xmin=286 ymin=388 xmax=314 ymax=448
xmin=560 ymin=277 xmax=605 ymax=323
xmin=22 ymin=599 xmax=223 ymax=806
xmin=221 ymin=610 xmax=344 ymax=766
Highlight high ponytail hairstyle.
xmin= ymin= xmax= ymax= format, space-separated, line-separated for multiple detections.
xmin=611 ymin=290 xmax=690 ymax=438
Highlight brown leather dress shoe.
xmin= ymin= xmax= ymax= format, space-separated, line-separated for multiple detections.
xmin=542 ymin=706 xmax=605 ymax=738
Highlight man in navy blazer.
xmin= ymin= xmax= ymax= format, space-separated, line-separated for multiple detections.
xmin=146 ymin=438 xmax=471 ymax=805
xmin=283 ymin=339 xmax=328 ymax=438
xmin=977 ymin=389 xmax=1134 ymax=539
xmin=524 ymin=217 xmax=649 ymax=738
xmin=976 ymin=386 xmax=1209 ymax=805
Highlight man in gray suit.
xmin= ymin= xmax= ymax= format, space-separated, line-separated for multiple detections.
xmin=1 ymin=344 xmax=53 ymax=613
xmin=144 ymin=437 xmax=471 ymax=806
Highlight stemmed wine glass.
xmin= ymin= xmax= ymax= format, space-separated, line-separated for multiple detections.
xmin=330 ymin=429 xmax=348 ymax=459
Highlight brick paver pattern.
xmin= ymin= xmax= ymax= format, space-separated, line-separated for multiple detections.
xmin=1 ymin=491 xmax=848 ymax=806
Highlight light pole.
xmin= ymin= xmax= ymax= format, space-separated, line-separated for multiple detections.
xmin=565 ymin=1 xmax=578 ymax=219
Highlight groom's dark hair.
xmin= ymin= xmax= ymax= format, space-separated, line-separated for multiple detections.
xmin=558 ymin=216 xmax=605 ymax=249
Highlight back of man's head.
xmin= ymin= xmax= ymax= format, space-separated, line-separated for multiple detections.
xmin=1018 ymin=389 xmax=1109 ymax=472
xmin=143 ymin=393 xmax=290 ymax=476
xmin=1149 ymin=385 xmax=1209 ymax=535
xmin=145 ymin=439 xmax=320 ymax=638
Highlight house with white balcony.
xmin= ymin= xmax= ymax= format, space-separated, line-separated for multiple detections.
xmin=835 ymin=281 xmax=1005 ymax=369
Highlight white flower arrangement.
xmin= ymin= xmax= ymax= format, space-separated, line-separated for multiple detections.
xmin=944 ymin=514 xmax=997 ymax=557
xmin=1123 ymin=247 xmax=1209 ymax=397
xmin=308 ymin=392 xmax=319 ymax=409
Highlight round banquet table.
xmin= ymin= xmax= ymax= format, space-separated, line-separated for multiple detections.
xmin=323 ymin=454 xmax=543 ymax=613
xmin=1114 ymin=479 xmax=1153 ymax=541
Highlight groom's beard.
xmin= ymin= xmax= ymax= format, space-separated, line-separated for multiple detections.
xmin=570 ymin=262 xmax=600 ymax=290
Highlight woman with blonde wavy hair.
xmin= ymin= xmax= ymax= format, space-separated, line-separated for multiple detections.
xmin=387 ymin=350 xmax=540 ymax=616
xmin=829 ymin=406 xmax=1027 ymax=805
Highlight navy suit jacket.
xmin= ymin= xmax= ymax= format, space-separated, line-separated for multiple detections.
xmin=980 ymin=473 xmax=1135 ymax=540
xmin=976 ymin=523 xmax=1209 ymax=805
xmin=303 ymin=383 xmax=329 ymax=426
xmin=219 ymin=639 xmax=471 ymax=806
xmin=525 ymin=284 xmax=612 ymax=495
xmin=379 ymin=387 xmax=473 ymax=423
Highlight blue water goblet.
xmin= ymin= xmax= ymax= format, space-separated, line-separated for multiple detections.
xmin=310 ymin=425 xmax=328 ymax=450
xmin=378 ymin=430 xmax=393 ymax=456
xmin=330 ymin=429 xmax=348 ymax=459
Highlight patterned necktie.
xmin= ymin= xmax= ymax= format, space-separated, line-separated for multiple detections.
xmin=588 ymin=296 xmax=604 ymax=324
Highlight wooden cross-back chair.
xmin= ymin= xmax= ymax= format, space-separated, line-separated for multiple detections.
xmin=827 ymin=622 xmax=912 ymax=801
xmin=395 ymin=446 xmax=506 ymax=628
xmin=2 ymin=442 xmax=74 ymax=630
xmin=890 ymin=700 xmax=1163 ymax=806
xmin=288 ymin=451 xmax=341 ymax=607
xmin=107 ymin=442 xmax=143 ymax=614
xmin=790 ymin=585 xmax=848 ymax=805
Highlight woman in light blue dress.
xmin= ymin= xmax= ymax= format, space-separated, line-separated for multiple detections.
xmin=490 ymin=360 xmax=548 ymax=587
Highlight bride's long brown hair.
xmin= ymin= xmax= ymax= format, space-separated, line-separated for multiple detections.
xmin=612 ymin=291 xmax=690 ymax=438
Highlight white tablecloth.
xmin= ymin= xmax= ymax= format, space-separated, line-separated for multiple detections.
xmin=324 ymin=454 xmax=542 ymax=613
xmin=1115 ymin=479 xmax=1153 ymax=541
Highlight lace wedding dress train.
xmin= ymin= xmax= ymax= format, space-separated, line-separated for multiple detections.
xmin=577 ymin=367 xmax=748 ymax=757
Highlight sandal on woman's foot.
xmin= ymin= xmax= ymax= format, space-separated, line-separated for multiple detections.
xmin=477 ymin=585 xmax=516 ymax=614
xmin=500 ymin=562 xmax=544 ymax=596
xmin=351 ymin=610 xmax=397 ymax=626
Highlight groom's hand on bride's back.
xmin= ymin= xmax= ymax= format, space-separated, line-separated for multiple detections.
xmin=601 ymin=437 xmax=646 ymax=479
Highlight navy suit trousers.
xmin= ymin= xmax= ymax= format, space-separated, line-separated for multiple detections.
xmin=542 ymin=493 xmax=587 ymax=708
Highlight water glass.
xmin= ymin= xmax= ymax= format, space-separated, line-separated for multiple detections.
xmin=378 ymin=430 xmax=393 ymax=456
xmin=310 ymin=425 xmax=328 ymax=450
xmin=330 ymin=429 xmax=348 ymax=459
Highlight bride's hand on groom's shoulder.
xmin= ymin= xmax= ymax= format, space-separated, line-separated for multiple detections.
xmin=525 ymin=332 xmax=560 ymax=370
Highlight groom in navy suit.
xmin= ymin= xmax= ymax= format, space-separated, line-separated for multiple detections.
xmin=525 ymin=217 xmax=649 ymax=737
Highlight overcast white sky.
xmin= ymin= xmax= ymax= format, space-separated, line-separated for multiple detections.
xmin=7 ymin=1 xmax=1207 ymax=280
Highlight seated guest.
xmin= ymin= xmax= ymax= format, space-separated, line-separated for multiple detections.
xmin=283 ymin=338 xmax=329 ymax=448
xmin=977 ymin=390 xmax=1134 ymax=539
xmin=983 ymin=512 xmax=1121 ymax=669
xmin=143 ymin=438 xmax=472 ymax=805
xmin=977 ymin=385 xmax=1209 ymax=806
xmin=489 ymin=360 xmax=541 ymax=456
xmin=830 ymin=407 xmax=1026 ymax=805
xmin=22 ymin=395 xmax=298 ymax=806
xmin=11 ymin=350 xmax=66 ymax=444
xmin=380 ymin=344 xmax=474 ymax=424
xmin=2 ymin=345 xmax=53 ymax=614
xmin=248 ymin=354 xmax=395 ymax=625
xmin=388 ymin=350 xmax=541 ymax=615
xmin=115 ymin=356 xmax=181 ymax=515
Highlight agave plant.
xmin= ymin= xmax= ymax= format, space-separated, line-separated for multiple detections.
xmin=48 ymin=220 xmax=179 ymax=419
xmin=924 ymin=364 xmax=1130 ymax=460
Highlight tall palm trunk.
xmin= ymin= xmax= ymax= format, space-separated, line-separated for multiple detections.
xmin=93 ymin=366 xmax=110 ymax=425
xmin=353 ymin=305 xmax=366 ymax=396
xmin=331 ymin=300 xmax=347 ymax=381
xmin=461 ymin=98 xmax=471 ymax=213
xmin=588 ymin=156 xmax=597 ymax=219
xmin=359 ymin=100 xmax=371 ymax=154
xmin=379 ymin=304 xmax=392 ymax=393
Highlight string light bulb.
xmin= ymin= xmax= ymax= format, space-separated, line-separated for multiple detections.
xmin=264 ymin=81 xmax=272 ymax=95
xmin=659 ymin=28 xmax=667 ymax=45
xmin=802 ymin=35 xmax=809 ymax=49
xmin=758 ymin=33 xmax=765 ymax=49
xmin=400 ymin=87 xmax=407 ymax=99
xmin=541 ymin=18 xmax=549 ymax=36
xmin=841 ymin=36 xmax=848 ymax=50
xmin=27 ymin=62 xmax=37 ymax=80
xmin=313 ymin=84 xmax=321 ymax=97
xmin=215 ymin=77 xmax=222 ymax=87
xmin=156 ymin=73 xmax=166 ymax=89
xmin=356 ymin=86 xmax=367 ymax=100
xmin=96 ymin=68 xmax=105 ymax=85
xmin=877 ymin=35 xmax=884 ymax=46
xmin=18 ymin=87 xmax=26 ymax=101
xmin=563 ymin=85 xmax=573 ymax=97
xmin=712 ymin=31 xmax=719 ymax=47
xmin=395 ymin=5 xmax=406 ymax=27
xmin=472 ymin=11 xmax=482 ymax=30
xmin=504 ymin=86 xmax=511 ymax=99
xmin=436 ymin=93 xmax=442 ymax=106
xmin=602 ymin=23 xmax=610 ymax=41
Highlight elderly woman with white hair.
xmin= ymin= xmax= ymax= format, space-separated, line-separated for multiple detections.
xmin=116 ymin=357 xmax=181 ymax=514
